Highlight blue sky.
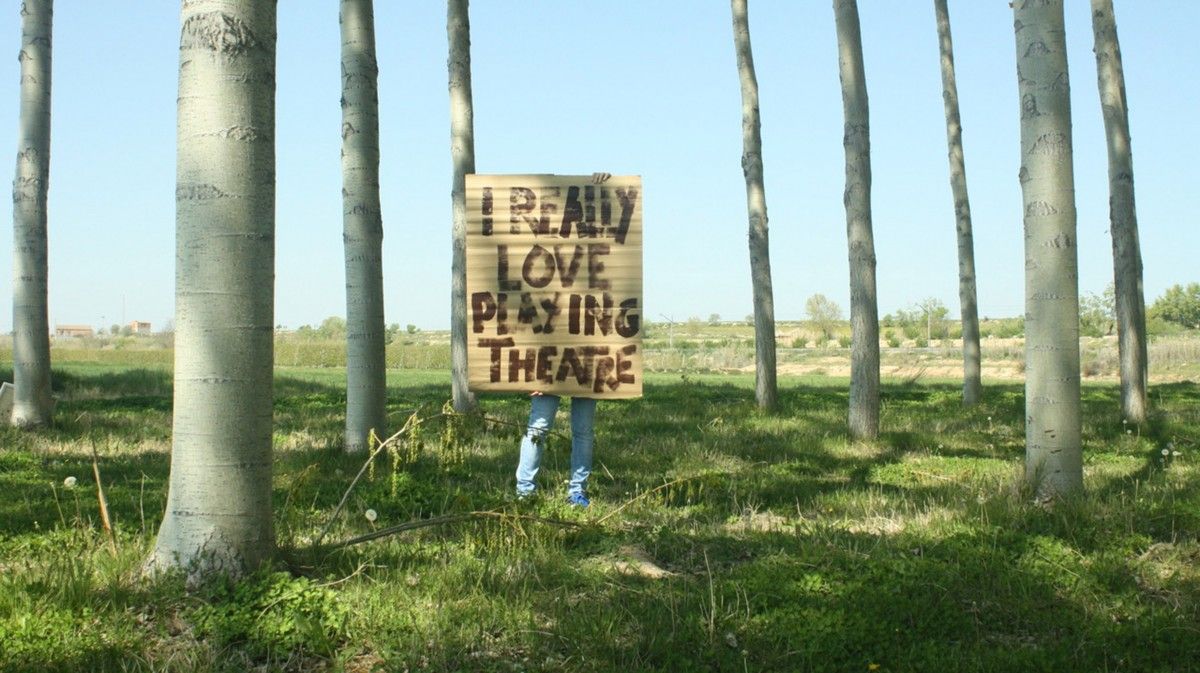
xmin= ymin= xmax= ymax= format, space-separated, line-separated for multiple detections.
xmin=1 ymin=1 xmax=1197 ymax=332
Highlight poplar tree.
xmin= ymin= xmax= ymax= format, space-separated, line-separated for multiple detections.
xmin=10 ymin=0 xmax=53 ymax=428
xmin=150 ymin=1 xmax=277 ymax=576
xmin=731 ymin=0 xmax=778 ymax=411
xmin=341 ymin=0 xmax=388 ymax=451
xmin=1013 ymin=0 xmax=1083 ymax=498
xmin=834 ymin=0 xmax=880 ymax=439
xmin=1091 ymin=0 xmax=1148 ymax=424
xmin=933 ymin=0 xmax=982 ymax=406
xmin=448 ymin=0 xmax=476 ymax=412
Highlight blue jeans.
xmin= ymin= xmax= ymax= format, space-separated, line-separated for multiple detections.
xmin=516 ymin=395 xmax=597 ymax=496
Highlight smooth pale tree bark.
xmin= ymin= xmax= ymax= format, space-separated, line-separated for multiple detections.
xmin=834 ymin=0 xmax=880 ymax=439
xmin=933 ymin=0 xmax=982 ymax=406
xmin=1091 ymin=0 xmax=1147 ymax=424
xmin=447 ymin=0 xmax=476 ymax=412
xmin=10 ymin=0 xmax=53 ymax=428
xmin=340 ymin=0 xmax=387 ymax=452
xmin=1013 ymin=0 xmax=1082 ymax=499
xmin=149 ymin=1 xmax=277 ymax=576
xmin=731 ymin=0 xmax=778 ymax=411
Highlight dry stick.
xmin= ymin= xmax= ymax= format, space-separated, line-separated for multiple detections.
xmin=314 ymin=408 xmax=463 ymax=544
xmin=910 ymin=469 xmax=955 ymax=483
xmin=314 ymin=406 xmax=569 ymax=547
xmin=90 ymin=438 xmax=118 ymax=556
xmin=322 ymin=510 xmax=583 ymax=551
xmin=138 ymin=473 xmax=146 ymax=537
xmin=314 ymin=413 xmax=423 ymax=547
xmin=311 ymin=404 xmax=592 ymax=552
xmin=469 ymin=412 xmax=572 ymax=443
xmin=596 ymin=474 xmax=708 ymax=525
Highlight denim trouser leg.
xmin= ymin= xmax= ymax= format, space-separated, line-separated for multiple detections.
xmin=568 ymin=397 xmax=597 ymax=495
xmin=516 ymin=394 xmax=561 ymax=495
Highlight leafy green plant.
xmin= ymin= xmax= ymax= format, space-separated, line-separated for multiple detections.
xmin=191 ymin=570 xmax=347 ymax=659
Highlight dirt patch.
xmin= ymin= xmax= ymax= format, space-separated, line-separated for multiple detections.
xmin=608 ymin=545 xmax=676 ymax=579
xmin=723 ymin=510 xmax=791 ymax=533
xmin=764 ymin=361 xmax=1028 ymax=381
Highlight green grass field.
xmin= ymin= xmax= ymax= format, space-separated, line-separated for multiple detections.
xmin=0 ymin=361 xmax=1197 ymax=672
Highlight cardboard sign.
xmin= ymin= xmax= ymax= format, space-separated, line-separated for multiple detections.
xmin=465 ymin=174 xmax=643 ymax=398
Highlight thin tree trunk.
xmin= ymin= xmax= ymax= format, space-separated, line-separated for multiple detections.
xmin=341 ymin=0 xmax=387 ymax=451
xmin=731 ymin=0 xmax=777 ymax=411
xmin=10 ymin=0 xmax=53 ymax=428
xmin=150 ymin=1 xmax=277 ymax=577
xmin=1013 ymin=0 xmax=1082 ymax=499
xmin=447 ymin=0 xmax=476 ymax=412
xmin=1091 ymin=0 xmax=1147 ymax=424
xmin=834 ymin=0 xmax=880 ymax=439
xmin=933 ymin=0 xmax=982 ymax=406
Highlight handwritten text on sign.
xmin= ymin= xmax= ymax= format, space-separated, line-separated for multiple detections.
xmin=465 ymin=174 xmax=643 ymax=398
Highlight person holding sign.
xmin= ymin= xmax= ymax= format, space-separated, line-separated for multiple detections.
xmin=516 ymin=391 xmax=597 ymax=506
xmin=513 ymin=172 xmax=611 ymax=507
xmin=465 ymin=170 xmax=642 ymax=505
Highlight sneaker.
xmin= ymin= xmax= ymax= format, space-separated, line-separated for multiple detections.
xmin=566 ymin=492 xmax=590 ymax=508
xmin=516 ymin=490 xmax=536 ymax=501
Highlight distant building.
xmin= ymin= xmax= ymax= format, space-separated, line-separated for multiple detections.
xmin=129 ymin=321 xmax=152 ymax=334
xmin=55 ymin=324 xmax=94 ymax=338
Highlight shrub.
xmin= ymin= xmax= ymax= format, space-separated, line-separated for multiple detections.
xmin=1148 ymin=282 xmax=1200 ymax=329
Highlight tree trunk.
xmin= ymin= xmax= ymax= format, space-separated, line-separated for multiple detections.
xmin=731 ymin=0 xmax=778 ymax=411
xmin=933 ymin=0 xmax=982 ymax=406
xmin=341 ymin=0 xmax=387 ymax=451
xmin=1091 ymin=0 xmax=1147 ymax=424
xmin=447 ymin=0 xmax=476 ymax=412
xmin=834 ymin=0 xmax=880 ymax=439
xmin=1013 ymin=0 xmax=1083 ymax=499
xmin=149 ymin=1 xmax=277 ymax=577
xmin=10 ymin=0 xmax=54 ymax=428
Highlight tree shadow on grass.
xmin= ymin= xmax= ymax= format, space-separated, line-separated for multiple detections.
xmin=113 ymin=375 xmax=1200 ymax=671
xmin=609 ymin=525 xmax=1194 ymax=673
xmin=310 ymin=512 xmax=1199 ymax=673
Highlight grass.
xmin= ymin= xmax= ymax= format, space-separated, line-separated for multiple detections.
xmin=0 ymin=362 xmax=1197 ymax=672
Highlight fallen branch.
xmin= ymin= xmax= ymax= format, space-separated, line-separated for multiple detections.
xmin=318 ymin=510 xmax=584 ymax=551
xmin=314 ymin=412 xmax=428 ymax=548
xmin=90 ymin=438 xmax=118 ymax=557
xmin=314 ymin=405 xmax=571 ymax=547
xmin=309 ymin=401 xmax=601 ymax=556
xmin=597 ymin=474 xmax=710 ymax=525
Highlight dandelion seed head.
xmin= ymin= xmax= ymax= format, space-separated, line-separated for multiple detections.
xmin=63 ymin=476 xmax=77 ymax=488
xmin=364 ymin=509 xmax=378 ymax=522
xmin=1162 ymin=448 xmax=1170 ymax=456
